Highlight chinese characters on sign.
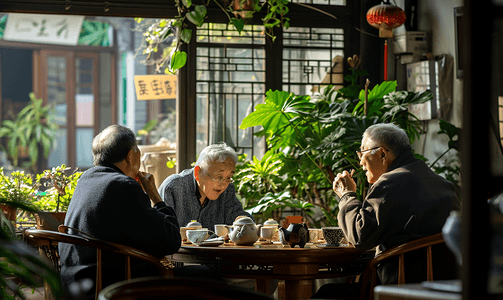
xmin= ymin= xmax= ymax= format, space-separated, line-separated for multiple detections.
xmin=134 ymin=75 xmax=178 ymax=100
xmin=3 ymin=13 xmax=85 ymax=46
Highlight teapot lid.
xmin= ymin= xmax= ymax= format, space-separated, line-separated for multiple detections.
xmin=263 ymin=218 xmax=279 ymax=226
xmin=186 ymin=220 xmax=202 ymax=227
xmin=233 ymin=216 xmax=255 ymax=226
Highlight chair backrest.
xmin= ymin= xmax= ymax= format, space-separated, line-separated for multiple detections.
xmin=24 ymin=225 xmax=173 ymax=299
xmin=98 ymin=276 xmax=275 ymax=300
xmin=358 ymin=233 xmax=457 ymax=300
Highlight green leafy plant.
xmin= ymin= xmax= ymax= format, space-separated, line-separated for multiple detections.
xmin=0 ymin=169 xmax=39 ymax=208
xmin=166 ymin=157 xmax=177 ymax=169
xmin=0 ymin=93 xmax=58 ymax=172
xmin=429 ymin=119 xmax=461 ymax=197
xmin=1 ymin=196 xmax=63 ymax=300
xmin=137 ymin=119 xmax=159 ymax=137
xmin=34 ymin=164 xmax=83 ymax=213
xmin=235 ymin=152 xmax=284 ymax=206
xmin=261 ymin=0 xmax=290 ymax=41
xmin=135 ymin=0 xmax=290 ymax=74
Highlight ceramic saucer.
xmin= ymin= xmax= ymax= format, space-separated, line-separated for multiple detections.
xmin=195 ymin=240 xmax=224 ymax=247
xmin=317 ymin=243 xmax=343 ymax=248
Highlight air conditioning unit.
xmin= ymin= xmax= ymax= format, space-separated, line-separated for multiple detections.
xmin=393 ymin=31 xmax=428 ymax=55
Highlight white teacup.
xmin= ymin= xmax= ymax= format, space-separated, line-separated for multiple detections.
xmin=180 ymin=226 xmax=199 ymax=242
xmin=214 ymin=224 xmax=229 ymax=237
xmin=186 ymin=229 xmax=209 ymax=244
xmin=260 ymin=226 xmax=274 ymax=241
xmin=262 ymin=225 xmax=279 ymax=241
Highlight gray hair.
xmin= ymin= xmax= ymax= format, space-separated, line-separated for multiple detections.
xmin=92 ymin=125 xmax=137 ymax=166
xmin=195 ymin=142 xmax=238 ymax=172
xmin=363 ymin=123 xmax=411 ymax=156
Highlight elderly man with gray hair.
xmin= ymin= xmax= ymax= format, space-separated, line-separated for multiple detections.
xmin=158 ymin=142 xmax=253 ymax=232
xmin=312 ymin=123 xmax=460 ymax=299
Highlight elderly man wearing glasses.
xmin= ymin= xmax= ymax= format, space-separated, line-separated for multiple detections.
xmin=312 ymin=123 xmax=460 ymax=299
xmin=158 ymin=142 xmax=253 ymax=232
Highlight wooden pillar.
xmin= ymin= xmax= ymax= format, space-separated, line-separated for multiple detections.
xmin=176 ymin=23 xmax=197 ymax=172
xmin=461 ymin=0 xmax=492 ymax=299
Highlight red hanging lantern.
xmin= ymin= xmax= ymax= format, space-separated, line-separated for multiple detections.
xmin=366 ymin=1 xmax=406 ymax=38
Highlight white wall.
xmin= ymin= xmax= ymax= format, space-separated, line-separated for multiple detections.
xmin=394 ymin=0 xmax=463 ymax=166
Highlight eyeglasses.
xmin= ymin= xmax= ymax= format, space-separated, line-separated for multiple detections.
xmin=206 ymin=173 xmax=234 ymax=184
xmin=356 ymin=146 xmax=381 ymax=160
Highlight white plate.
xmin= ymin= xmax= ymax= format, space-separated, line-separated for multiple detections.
xmin=195 ymin=240 xmax=224 ymax=247
xmin=316 ymin=243 xmax=347 ymax=248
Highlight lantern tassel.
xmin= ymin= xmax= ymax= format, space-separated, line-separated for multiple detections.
xmin=384 ymin=39 xmax=388 ymax=81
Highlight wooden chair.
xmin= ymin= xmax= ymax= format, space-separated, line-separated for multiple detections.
xmin=24 ymin=225 xmax=173 ymax=300
xmin=98 ymin=276 xmax=275 ymax=300
xmin=358 ymin=233 xmax=458 ymax=300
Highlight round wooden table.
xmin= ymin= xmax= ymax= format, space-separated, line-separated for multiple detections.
xmin=169 ymin=243 xmax=373 ymax=300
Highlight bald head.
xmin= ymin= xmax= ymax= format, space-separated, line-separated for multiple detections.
xmin=92 ymin=125 xmax=137 ymax=166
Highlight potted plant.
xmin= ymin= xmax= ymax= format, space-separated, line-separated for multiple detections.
xmin=0 ymin=92 xmax=58 ymax=174
xmin=33 ymin=164 xmax=82 ymax=231
xmin=0 ymin=168 xmax=39 ymax=224
xmin=1 ymin=194 xmax=63 ymax=299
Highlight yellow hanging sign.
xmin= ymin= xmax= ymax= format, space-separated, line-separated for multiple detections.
xmin=134 ymin=75 xmax=177 ymax=100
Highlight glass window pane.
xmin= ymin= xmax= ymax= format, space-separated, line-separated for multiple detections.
xmin=283 ymin=27 xmax=345 ymax=96
xmin=76 ymin=94 xmax=94 ymax=126
xmin=196 ymin=24 xmax=266 ymax=159
xmin=47 ymin=56 xmax=67 ymax=126
xmin=48 ymin=129 xmax=67 ymax=167
xmin=76 ymin=57 xmax=94 ymax=126
xmin=76 ymin=128 xmax=94 ymax=168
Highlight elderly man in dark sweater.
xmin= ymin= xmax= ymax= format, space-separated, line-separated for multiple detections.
xmin=59 ymin=125 xmax=218 ymax=300
xmin=312 ymin=123 xmax=461 ymax=299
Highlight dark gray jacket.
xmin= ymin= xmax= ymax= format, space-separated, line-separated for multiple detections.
xmin=158 ymin=168 xmax=253 ymax=231
xmin=338 ymin=150 xmax=460 ymax=284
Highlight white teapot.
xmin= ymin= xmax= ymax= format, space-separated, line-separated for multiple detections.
xmin=229 ymin=216 xmax=259 ymax=246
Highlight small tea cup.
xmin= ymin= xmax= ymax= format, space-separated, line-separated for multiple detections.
xmin=180 ymin=226 xmax=199 ymax=242
xmin=260 ymin=226 xmax=274 ymax=241
xmin=321 ymin=227 xmax=346 ymax=246
xmin=214 ymin=224 xmax=229 ymax=237
xmin=186 ymin=229 xmax=210 ymax=244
